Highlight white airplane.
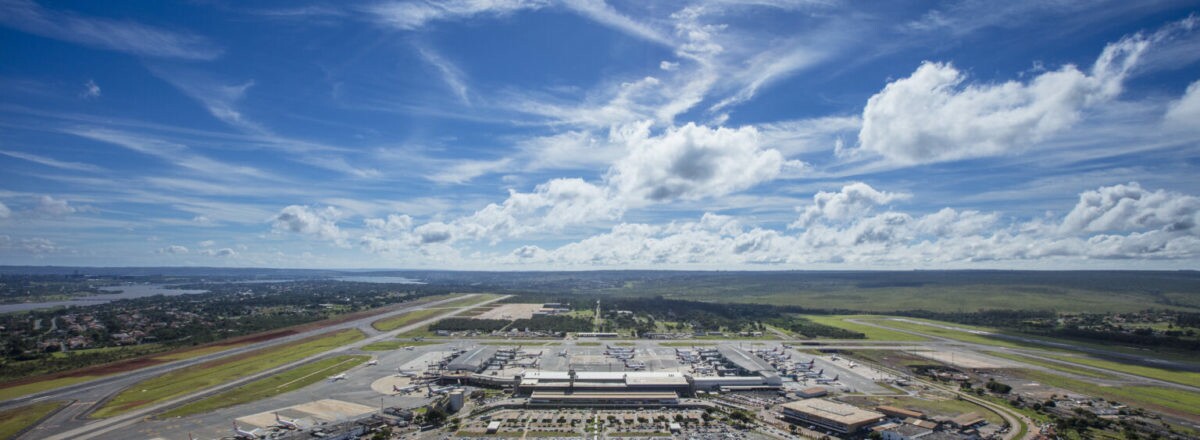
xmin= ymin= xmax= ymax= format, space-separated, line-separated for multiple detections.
xmin=405 ymin=346 xmax=416 ymax=351
xmin=394 ymin=384 xmax=420 ymax=394
xmin=804 ymin=369 xmax=824 ymax=378
xmin=397 ymin=369 xmax=419 ymax=377
xmin=367 ymin=359 xmax=378 ymax=366
xmin=274 ymin=412 xmax=301 ymax=430
xmin=816 ymin=374 xmax=839 ymax=384
xmin=848 ymin=361 xmax=857 ymax=368
xmin=558 ymin=350 xmax=568 ymax=357
xmin=328 ymin=373 xmax=347 ymax=382
xmin=232 ymin=421 xmax=260 ymax=439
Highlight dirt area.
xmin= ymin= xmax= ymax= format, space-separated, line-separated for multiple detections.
xmin=906 ymin=350 xmax=1018 ymax=369
xmin=473 ymin=303 xmax=543 ymax=320
xmin=290 ymin=399 xmax=375 ymax=422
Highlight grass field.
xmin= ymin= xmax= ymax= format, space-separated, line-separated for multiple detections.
xmin=159 ymin=355 xmax=369 ymax=418
xmin=800 ymin=315 xmax=929 ymax=341
xmin=1037 ymin=353 xmax=1200 ymax=387
xmin=361 ymin=340 xmax=440 ymax=351
xmin=371 ymin=308 xmax=447 ymax=332
xmin=863 ymin=318 xmax=1036 ymax=349
xmin=1016 ymin=369 xmax=1200 ymax=419
xmin=0 ymin=400 xmax=67 ymax=440
xmin=371 ymin=294 xmax=503 ymax=332
xmin=90 ymin=328 xmax=364 ymax=419
xmin=982 ymin=352 xmax=1118 ymax=380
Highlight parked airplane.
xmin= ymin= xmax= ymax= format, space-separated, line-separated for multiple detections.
xmin=367 ymin=359 xmax=378 ymax=366
xmin=816 ymin=374 xmax=839 ymax=384
xmin=232 ymin=422 xmax=260 ymax=439
xmin=405 ymin=346 xmax=416 ymax=351
xmin=804 ymin=369 xmax=824 ymax=378
xmin=328 ymin=373 xmax=347 ymax=382
xmin=427 ymin=384 xmax=456 ymax=396
xmin=274 ymin=412 xmax=301 ymax=430
xmin=394 ymin=384 xmax=420 ymax=394
xmin=558 ymin=349 xmax=568 ymax=357
xmin=848 ymin=361 xmax=857 ymax=368
xmin=397 ymin=369 xmax=419 ymax=377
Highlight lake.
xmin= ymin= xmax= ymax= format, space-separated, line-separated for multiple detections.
xmin=0 ymin=284 xmax=209 ymax=314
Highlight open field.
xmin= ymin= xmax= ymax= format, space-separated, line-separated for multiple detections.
xmin=0 ymin=400 xmax=67 ymax=440
xmin=360 ymin=340 xmax=440 ymax=351
xmin=1037 ymin=353 xmax=1200 ymax=387
xmin=473 ymin=303 xmax=543 ymax=320
xmin=371 ymin=294 xmax=502 ymax=331
xmin=370 ymin=308 xmax=446 ymax=332
xmin=90 ymin=329 xmax=364 ymax=419
xmin=982 ymin=351 xmax=1118 ymax=379
xmin=864 ymin=318 xmax=1035 ymax=349
xmin=1015 ymin=369 xmax=1200 ymax=419
xmin=800 ymin=315 xmax=929 ymax=341
xmin=159 ymin=355 xmax=369 ymax=418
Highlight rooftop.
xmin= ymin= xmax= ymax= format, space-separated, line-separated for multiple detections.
xmin=781 ymin=399 xmax=886 ymax=425
xmin=717 ymin=345 xmax=775 ymax=373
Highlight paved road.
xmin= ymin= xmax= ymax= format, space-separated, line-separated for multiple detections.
xmin=10 ymin=294 xmax=507 ymax=440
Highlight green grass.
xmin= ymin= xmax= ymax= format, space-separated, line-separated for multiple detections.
xmin=0 ymin=375 xmax=105 ymax=402
xmin=91 ymin=328 xmax=365 ymax=419
xmin=1016 ymin=369 xmax=1200 ymax=418
xmin=371 ymin=308 xmax=450 ymax=332
xmin=982 ymin=351 xmax=1118 ymax=379
xmin=800 ymin=315 xmax=929 ymax=341
xmin=0 ymin=400 xmax=67 ymax=440
xmin=575 ymin=342 xmax=600 ymax=346
xmin=863 ymin=318 xmax=1035 ymax=349
xmin=1037 ymin=353 xmax=1200 ymax=387
xmin=159 ymin=355 xmax=369 ymax=418
xmin=361 ymin=340 xmax=440 ymax=351
xmin=372 ymin=294 xmax=503 ymax=332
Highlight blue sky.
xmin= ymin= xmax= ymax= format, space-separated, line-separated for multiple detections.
xmin=1 ymin=0 xmax=1199 ymax=269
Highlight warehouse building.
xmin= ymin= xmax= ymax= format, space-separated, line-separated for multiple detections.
xmin=446 ymin=347 xmax=498 ymax=372
xmin=781 ymin=399 xmax=885 ymax=434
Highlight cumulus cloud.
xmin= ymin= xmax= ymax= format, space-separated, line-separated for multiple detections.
xmin=19 ymin=237 xmax=57 ymax=254
xmin=158 ymin=245 xmax=189 ymax=255
xmin=1060 ymin=182 xmax=1199 ymax=234
xmin=200 ymin=247 xmax=237 ymax=257
xmin=855 ymin=33 xmax=1148 ymax=164
xmin=272 ymin=205 xmax=348 ymax=245
xmin=791 ymin=182 xmax=908 ymax=228
xmin=1165 ymin=79 xmax=1200 ymax=130
xmin=506 ymin=183 xmax=1200 ymax=267
xmin=34 ymin=195 xmax=76 ymax=216
xmin=608 ymin=122 xmax=790 ymax=202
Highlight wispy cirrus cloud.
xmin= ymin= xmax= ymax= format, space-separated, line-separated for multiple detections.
xmin=0 ymin=0 xmax=222 ymax=60
xmin=0 ymin=149 xmax=103 ymax=172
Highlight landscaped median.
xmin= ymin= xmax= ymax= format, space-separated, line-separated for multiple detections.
xmin=158 ymin=354 xmax=370 ymax=418
xmin=89 ymin=328 xmax=364 ymax=419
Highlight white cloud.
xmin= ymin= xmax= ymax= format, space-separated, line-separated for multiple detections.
xmin=607 ymin=122 xmax=790 ymax=202
xmin=366 ymin=0 xmax=545 ymax=30
xmin=272 ymin=205 xmax=348 ymax=245
xmin=81 ymin=79 xmax=100 ymax=99
xmin=1060 ymin=182 xmax=1200 ymax=234
xmin=855 ymin=33 xmax=1148 ymax=164
xmin=198 ymin=240 xmax=215 ymax=247
xmin=34 ymin=195 xmax=75 ymax=216
xmin=1165 ymin=79 xmax=1200 ymax=130
xmin=158 ymin=245 xmax=189 ymax=255
xmin=660 ymin=61 xmax=679 ymax=71
xmin=791 ymin=182 xmax=908 ymax=228
xmin=0 ymin=202 xmax=9 ymax=219
xmin=200 ymin=247 xmax=237 ymax=257
xmin=416 ymin=46 xmax=471 ymax=105
xmin=0 ymin=0 xmax=221 ymax=60
xmin=0 ymin=150 xmax=102 ymax=172
xmin=19 ymin=237 xmax=57 ymax=254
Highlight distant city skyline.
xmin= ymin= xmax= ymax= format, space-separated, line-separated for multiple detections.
xmin=1 ymin=0 xmax=1199 ymax=269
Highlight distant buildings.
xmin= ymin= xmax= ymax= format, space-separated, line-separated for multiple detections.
xmin=781 ymin=398 xmax=885 ymax=434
